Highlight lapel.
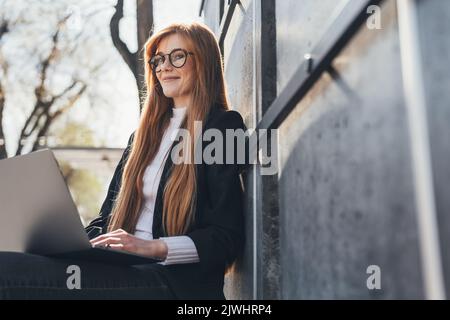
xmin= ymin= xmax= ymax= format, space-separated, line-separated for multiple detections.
xmin=151 ymin=103 xmax=223 ymax=237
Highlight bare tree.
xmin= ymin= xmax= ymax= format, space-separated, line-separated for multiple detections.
xmin=0 ymin=21 xmax=9 ymax=159
xmin=110 ymin=0 xmax=154 ymax=112
xmin=0 ymin=5 xmax=106 ymax=158
xmin=0 ymin=80 xmax=6 ymax=159
xmin=15 ymin=16 xmax=88 ymax=155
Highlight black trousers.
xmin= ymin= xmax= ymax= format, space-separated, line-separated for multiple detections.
xmin=0 ymin=252 xmax=176 ymax=299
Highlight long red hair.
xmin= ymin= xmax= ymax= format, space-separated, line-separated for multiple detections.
xmin=107 ymin=22 xmax=230 ymax=236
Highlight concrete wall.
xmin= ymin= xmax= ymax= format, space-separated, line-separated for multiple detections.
xmin=201 ymin=0 xmax=450 ymax=299
xmin=203 ymin=0 xmax=256 ymax=299
xmin=278 ymin=0 xmax=423 ymax=299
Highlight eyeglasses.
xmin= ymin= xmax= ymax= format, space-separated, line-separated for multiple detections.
xmin=149 ymin=48 xmax=194 ymax=72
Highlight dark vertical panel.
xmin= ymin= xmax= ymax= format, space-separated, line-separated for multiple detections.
xmin=258 ymin=0 xmax=280 ymax=300
xmin=261 ymin=0 xmax=277 ymax=114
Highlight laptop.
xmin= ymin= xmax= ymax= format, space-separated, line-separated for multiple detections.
xmin=0 ymin=149 xmax=162 ymax=265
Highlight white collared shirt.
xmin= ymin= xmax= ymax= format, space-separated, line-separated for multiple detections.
xmin=134 ymin=106 xmax=199 ymax=265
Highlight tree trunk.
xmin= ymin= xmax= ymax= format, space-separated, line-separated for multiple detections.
xmin=136 ymin=0 xmax=154 ymax=108
xmin=0 ymin=93 xmax=6 ymax=159
xmin=110 ymin=0 xmax=154 ymax=112
xmin=0 ymin=22 xmax=9 ymax=159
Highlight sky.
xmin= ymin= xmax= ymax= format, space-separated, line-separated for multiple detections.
xmin=121 ymin=0 xmax=204 ymax=52
xmin=155 ymin=0 xmax=203 ymax=33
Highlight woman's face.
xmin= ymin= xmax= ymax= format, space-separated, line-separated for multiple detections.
xmin=154 ymin=34 xmax=195 ymax=108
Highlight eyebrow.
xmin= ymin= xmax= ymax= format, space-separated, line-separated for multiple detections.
xmin=155 ymin=48 xmax=183 ymax=55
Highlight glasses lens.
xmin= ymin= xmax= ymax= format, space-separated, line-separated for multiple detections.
xmin=150 ymin=55 xmax=163 ymax=71
xmin=170 ymin=50 xmax=187 ymax=68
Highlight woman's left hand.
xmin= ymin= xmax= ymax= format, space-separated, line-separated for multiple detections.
xmin=90 ymin=229 xmax=168 ymax=260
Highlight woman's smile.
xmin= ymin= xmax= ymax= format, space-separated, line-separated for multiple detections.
xmin=163 ymin=78 xmax=180 ymax=83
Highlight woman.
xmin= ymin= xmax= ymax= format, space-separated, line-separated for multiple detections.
xmin=0 ymin=22 xmax=247 ymax=300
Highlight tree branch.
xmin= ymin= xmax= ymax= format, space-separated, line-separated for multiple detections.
xmin=110 ymin=0 xmax=154 ymax=112
xmin=0 ymin=21 xmax=8 ymax=39
xmin=31 ymin=83 xmax=87 ymax=151
xmin=0 ymin=85 xmax=6 ymax=159
xmin=0 ymin=20 xmax=8 ymax=158
xmin=16 ymin=15 xmax=81 ymax=155
xmin=110 ymin=0 xmax=137 ymax=75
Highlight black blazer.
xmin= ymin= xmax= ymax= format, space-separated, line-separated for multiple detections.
xmin=85 ymin=103 xmax=247 ymax=299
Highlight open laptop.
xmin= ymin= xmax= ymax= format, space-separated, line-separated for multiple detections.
xmin=0 ymin=149 xmax=162 ymax=265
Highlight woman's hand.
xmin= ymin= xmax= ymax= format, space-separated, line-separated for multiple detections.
xmin=90 ymin=229 xmax=168 ymax=260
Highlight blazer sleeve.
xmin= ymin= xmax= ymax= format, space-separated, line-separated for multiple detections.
xmin=85 ymin=133 xmax=134 ymax=239
xmin=187 ymin=110 xmax=247 ymax=274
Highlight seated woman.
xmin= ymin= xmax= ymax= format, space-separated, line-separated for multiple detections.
xmin=0 ymin=22 xmax=247 ymax=300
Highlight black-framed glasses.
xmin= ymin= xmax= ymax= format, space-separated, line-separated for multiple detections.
xmin=149 ymin=48 xmax=194 ymax=72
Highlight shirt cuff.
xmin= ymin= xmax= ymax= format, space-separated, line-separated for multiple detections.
xmin=158 ymin=235 xmax=200 ymax=265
